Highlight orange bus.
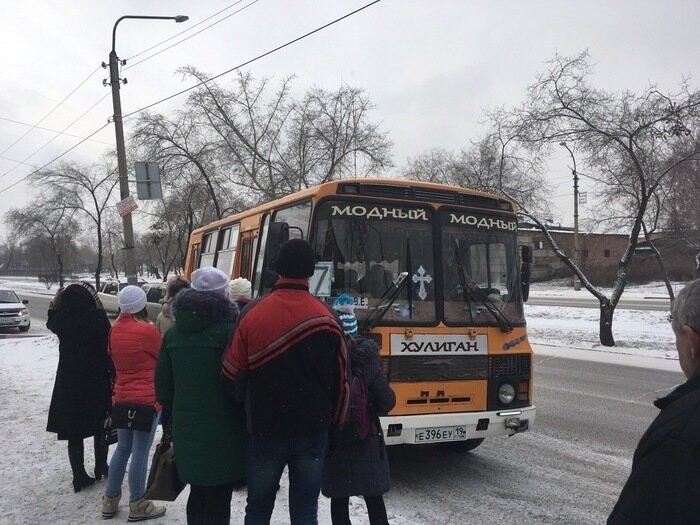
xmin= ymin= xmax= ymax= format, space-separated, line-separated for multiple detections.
xmin=185 ymin=178 xmax=535 ymax=450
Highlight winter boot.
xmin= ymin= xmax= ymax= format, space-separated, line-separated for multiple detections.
xmin=67 ymin=440 xmax=95 ymax=493
xmin=101 ymin=494 xmax=120 ymax=519
xmin=127 ymin=499 xmax=166 ymax=522
xmin=94 ymin=433 xmax=109 ymax=481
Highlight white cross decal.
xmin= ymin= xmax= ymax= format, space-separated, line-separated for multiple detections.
xmin=412 ymin=265 xmax=433 ymax=300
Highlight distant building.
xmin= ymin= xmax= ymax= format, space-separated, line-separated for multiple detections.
xmin=517 ymin=223 xmax=695 ymax=285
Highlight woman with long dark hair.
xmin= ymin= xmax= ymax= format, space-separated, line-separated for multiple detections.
xmin=46 ymin=283 xmax=113 ymax=493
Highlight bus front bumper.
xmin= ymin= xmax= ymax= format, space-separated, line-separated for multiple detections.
xmin=381 ymin=405 xmax=536 ymax=446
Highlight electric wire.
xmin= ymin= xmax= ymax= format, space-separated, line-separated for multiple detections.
xmin=0 ymin=0 xmax=381 ymax=195
xmin=124 ymin=0 xmax=382 ymax=119
xmin=0 ymin=93 xmax=111 ymax=181
xmin=0 ymin=116 xmax=112 ymax=145
xmin=0 ymin=123 xmax=111 ymax=195
xmin=0 ymin=1 xmax=259 ymax=181
xmin=0 ymin=65 xmax=101 ymax=158
xmin=124 ymin=0 xmax=258 ymax=68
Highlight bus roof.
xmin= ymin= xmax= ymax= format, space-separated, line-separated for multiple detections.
xmin=191 ymin=178 xmax=516 ymax=237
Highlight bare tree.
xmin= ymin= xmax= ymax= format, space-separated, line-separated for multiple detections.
xmin=662 ymin=141 xmax=700 ymax=274
xmin=509 ymin=51 xmax=700 ymax=345
xmin=403 ymin=133 xmax=549 ymax=215
xmin=182 ymin=69 xmax=294 ymax=202
xmin=182 ymin=69 xmax=392 ymax=200
xmin=131 ymin=109 xmax=230 ymax=219
xmin=294 ymin=85 xmax=393 ymax=184
xmin=31 ymin=160 xmax=120 ymax=289
xmin=5 ymin=194 xmax=79 ymax=287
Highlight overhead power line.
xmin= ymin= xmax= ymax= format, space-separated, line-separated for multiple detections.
xmin=0 ymin=93 xmax=111 ymax=181
xmin=0 ymin=0 xmax=381 ymax=195
xmin=0 ymin=1 xmax=259 ymax=180
xmin=0 ymin=65 xmax=102 ymax=158
xmin=0 ymin=116 xmax=112 ymax=145
xmin=125 ymin=0 xmax=382 ymax=118
xmin=125 ymin=0 xmax=259 ymax=69
xmin=0 ymin=123 xmax=111 ymax=195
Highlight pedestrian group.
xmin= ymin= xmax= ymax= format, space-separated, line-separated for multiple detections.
xmin=46 ymin=239 xmax=395 ymax=524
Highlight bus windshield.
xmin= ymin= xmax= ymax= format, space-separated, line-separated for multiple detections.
xmin=440 ymin=209 xmax=524 ymax=325
xmin=312 ymin=200 xmax=436 ymax=325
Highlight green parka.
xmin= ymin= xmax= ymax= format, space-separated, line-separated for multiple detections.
xmin=155 ymin=289 xmax=246 ymax=486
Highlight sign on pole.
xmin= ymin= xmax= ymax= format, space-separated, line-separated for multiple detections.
xmin=134 ymin=161 xmax=163 ymax=200
xmin=116 ymin=195 xmax=138 ymax=217
xmin=579 ymin=192 xmax=587 ymax=204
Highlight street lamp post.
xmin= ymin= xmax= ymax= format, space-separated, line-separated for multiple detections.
xmin=559 ymin=141 xmax=581 ymax=291
xmin=106 ymin=15 xmax=188 ymax=285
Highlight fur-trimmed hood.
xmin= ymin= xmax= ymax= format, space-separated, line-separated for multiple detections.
xmin=349 ymin=337 xmax=379 ymax=367
xmin=172 ymin=288 xmax=238 ymax=333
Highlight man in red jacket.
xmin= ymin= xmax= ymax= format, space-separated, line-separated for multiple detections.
xmin=222 ymin=238 xmax=349 ymax=525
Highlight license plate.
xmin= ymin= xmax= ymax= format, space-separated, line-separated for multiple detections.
xmin=0 ymin=318 xmax=17 ymax=325
xmin=415 ymin=425 xmax=467 ymax=443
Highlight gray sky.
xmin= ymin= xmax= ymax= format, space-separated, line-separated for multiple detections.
xmin=1 ymin=0 xmax=698 ymax=237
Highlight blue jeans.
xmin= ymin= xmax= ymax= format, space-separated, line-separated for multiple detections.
xmin=106 ymin=412 xmax=160 ymax=502
xmin=245 ymin=429 xmax=329 ymax=525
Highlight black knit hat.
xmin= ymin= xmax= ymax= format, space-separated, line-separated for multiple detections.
xmin=275 ymin=239 xmax=316 ymax=278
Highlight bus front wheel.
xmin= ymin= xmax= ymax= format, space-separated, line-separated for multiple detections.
xmin=443 ymin=438 xmax=484 ymax=452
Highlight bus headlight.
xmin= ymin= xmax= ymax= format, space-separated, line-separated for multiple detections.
xmin=498 ymin=383 xmax=516 ymax=405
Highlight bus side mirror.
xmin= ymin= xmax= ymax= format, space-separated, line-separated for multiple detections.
xmin=520 ymin=245 xmax=532 ymax=302
xmin=264 ymin=222 xmax=290 ymax=274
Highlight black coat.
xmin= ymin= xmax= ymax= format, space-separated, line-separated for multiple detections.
xmin=608 ymin=369 xmax=700 ymax=524
xmin=322 ymin=339 xmax=396 ymax=498
xmin=46 ymin=285 xmax=113 ymax=440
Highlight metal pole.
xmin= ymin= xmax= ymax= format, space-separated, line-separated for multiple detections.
xmin=572 ymin=160 xmax=580 ymax=291
xmin=108 ymin=15 xmax=188 ymax=286
xmin=560 ymin=142 xmax=581 ymax=290
xmin=108 ymin=48 xmax=138 ymax=285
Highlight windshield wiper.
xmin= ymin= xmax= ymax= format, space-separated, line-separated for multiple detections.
xmin=362 ymin=271 xmax=410 ymax=332
xmin=453 ymin=241 xmax=512 ymax=333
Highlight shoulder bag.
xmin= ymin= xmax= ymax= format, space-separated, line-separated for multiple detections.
xmin=110 ymin=403 xmax=155 ymax=432
xmin=144 ymin=422 xmax=185 ymax=501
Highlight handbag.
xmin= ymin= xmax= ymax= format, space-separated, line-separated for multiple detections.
xmin=110 ymin=403 xmax=155 ymax=432
xmin=144 ymin=423 xmax=185 ymax=501
xmin=103 ymin=416 xmax=118 ymax=446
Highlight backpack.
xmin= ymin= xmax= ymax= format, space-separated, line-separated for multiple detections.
xmin=339 ymin=365 xmax=377 ymax=445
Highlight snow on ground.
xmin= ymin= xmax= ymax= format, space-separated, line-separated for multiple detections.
xmin=0 ymin=276 xmax=685 ymax=524
xmin=526 ymin=279 xmax=678 ymax=371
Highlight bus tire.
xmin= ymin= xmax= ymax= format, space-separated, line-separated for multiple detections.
xmin=444 ymin=438 xmax=484 ymax=452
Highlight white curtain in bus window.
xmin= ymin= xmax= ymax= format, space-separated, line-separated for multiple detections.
xmin=200 ymin=231 xmax=218 ymax=267
xmin=440 ymin=209 xmax=524 ymax=325
xmin=468 ymin=243 xmax=507 ymax=291
xmin=312 ymin=200 xmax=436 ymax=324
xmin=215 ymin=225 xmax=239 ymax=275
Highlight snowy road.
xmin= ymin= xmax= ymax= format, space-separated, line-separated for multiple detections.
xmin=0 ymin=281 xmax=682 ymax=523
xmin=382 ymin=353 xmax=681 ymax=525
xmin=0 ymin=335 xmax=682 ymax=524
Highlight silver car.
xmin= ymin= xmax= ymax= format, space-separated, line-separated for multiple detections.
xmin=0 ymin=287 xmax=30 ymax=332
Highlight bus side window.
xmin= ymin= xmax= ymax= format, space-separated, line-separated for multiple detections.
xmin=190 ymin=244 xmax=200 ymax=272
xmin=240 ymin=237 xmax=254 ymax=280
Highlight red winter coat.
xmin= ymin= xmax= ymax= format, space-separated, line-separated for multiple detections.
xmin=109 ymin=314 xmax=162 ymax=408
xmin=221 ymin=277 xmax=349 ymax=437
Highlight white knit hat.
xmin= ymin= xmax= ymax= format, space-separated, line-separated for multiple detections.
xmin=191 ymin=266 xmax=229 ymax=297
xmin=118 ymin=285 xmax=147 ymax=314
xmin=228 ymin=277 xmax=252 ymax=300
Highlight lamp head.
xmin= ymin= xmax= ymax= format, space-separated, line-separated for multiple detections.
xmin=559 ymin=142 xmax=567 ymax=147
xmin=174 ymin=15 xmax=189 ymax=23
